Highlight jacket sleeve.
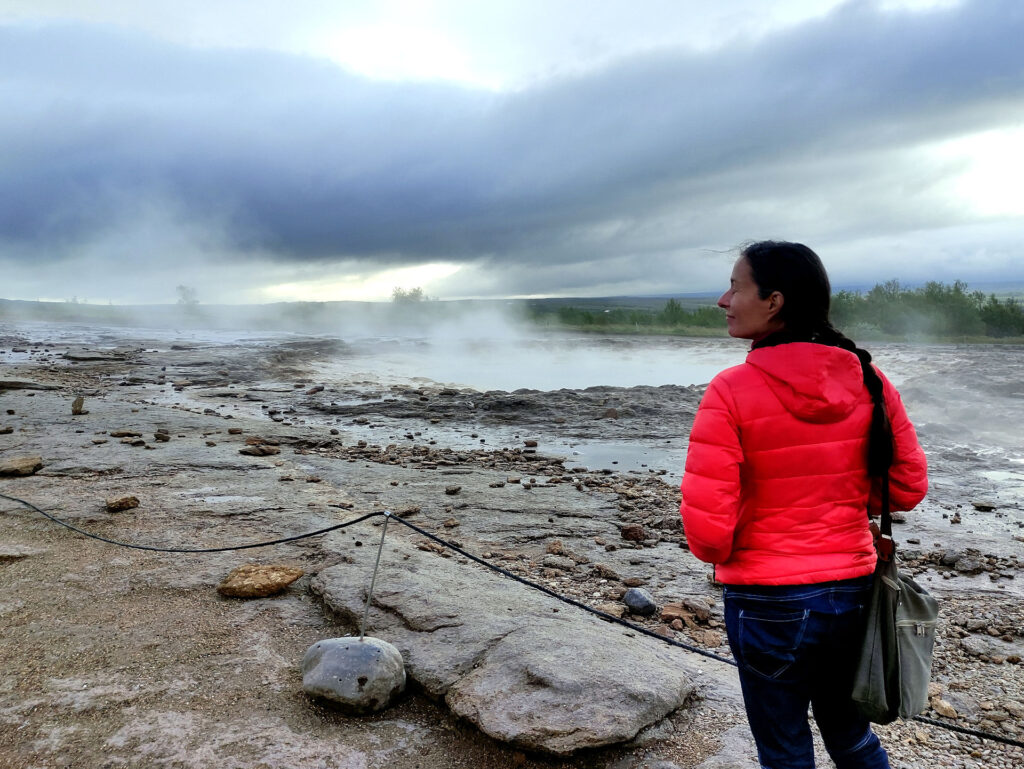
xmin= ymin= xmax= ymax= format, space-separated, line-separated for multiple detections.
xmin=679 ymin=376 xmax=743 ymax=564
xmin=869 ymin=369 xmax=928 ymax=514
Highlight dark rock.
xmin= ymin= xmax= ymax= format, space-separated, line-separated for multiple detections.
xmin=302 ymin=637 xmax=406 ymax=714
xmin=623 ymin=588 xmax=658 ymax=616
xmin=239 ymin=445 xmax=280 ymax=456
xmin=621 ymin=524 xmax=646 ymax=542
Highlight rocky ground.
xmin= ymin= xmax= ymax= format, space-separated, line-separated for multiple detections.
xmin=1 ymin=323 xmax=1023 ymax=769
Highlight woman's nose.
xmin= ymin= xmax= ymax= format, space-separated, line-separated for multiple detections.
xmin=717 ymin=291 xmax=730 ymax=309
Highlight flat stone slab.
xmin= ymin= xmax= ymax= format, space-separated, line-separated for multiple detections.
xmin=0 ymin=379 xmax=59 ymax=390
xmin=0 ymin=545 xmax=47 ymax=561
xmin=311 ymin=536 xmax=700 ymax=755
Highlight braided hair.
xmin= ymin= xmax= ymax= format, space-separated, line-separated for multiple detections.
xmin=742 ymin=240 xmax=893 ymax=476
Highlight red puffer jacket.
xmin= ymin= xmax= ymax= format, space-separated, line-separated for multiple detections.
xmin=680 ymin=342 xmax=927 ymax=585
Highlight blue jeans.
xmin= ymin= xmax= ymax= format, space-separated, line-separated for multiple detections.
xmin=723 ymin=576 xmax=890 ymax=769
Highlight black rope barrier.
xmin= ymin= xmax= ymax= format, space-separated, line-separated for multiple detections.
xmin=2 ymin=490 xmax=1021 ymax=751
xmin=388 ymin=513 xmax=738 ymax=667
xmin=0 ymin=491 xmax=380 ymax=553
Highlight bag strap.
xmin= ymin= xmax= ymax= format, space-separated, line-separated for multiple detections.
xmin=870 ymin=474 xmax=895 ymax=562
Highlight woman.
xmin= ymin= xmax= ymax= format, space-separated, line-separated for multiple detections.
xmin=680 ymin=241 xmax=927 ymax=769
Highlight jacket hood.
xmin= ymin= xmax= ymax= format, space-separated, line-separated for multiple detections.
xmin=746 ymin=342 xmax=865 ymax=423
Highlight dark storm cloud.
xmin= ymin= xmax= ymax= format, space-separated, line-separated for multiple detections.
xmin=1 ymin=0 xmax=1022 ymax=273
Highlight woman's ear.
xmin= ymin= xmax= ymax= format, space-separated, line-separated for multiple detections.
xmin=767 ymin=291 xmax=785 ymax=319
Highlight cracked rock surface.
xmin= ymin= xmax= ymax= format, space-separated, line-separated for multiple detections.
xmin=313 ymin=539 xmax=699 ymax=754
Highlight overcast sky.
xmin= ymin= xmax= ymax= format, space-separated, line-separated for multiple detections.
xmin=1 ymin=0 xmax=1022 ymax=304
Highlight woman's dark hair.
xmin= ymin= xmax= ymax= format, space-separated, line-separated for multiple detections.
xmin=743 ymin=240 xmax=893 ymax=476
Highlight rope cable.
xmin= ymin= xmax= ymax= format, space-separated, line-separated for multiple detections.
xmin=0 ymin=491 xmax=380 ymax=553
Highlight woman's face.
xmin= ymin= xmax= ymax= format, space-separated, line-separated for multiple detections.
xmin=718 ymin=256 xmax=784 ymax=340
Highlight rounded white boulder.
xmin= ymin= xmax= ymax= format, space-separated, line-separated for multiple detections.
xmin=301 ymin=636 xmax=406 ymax=714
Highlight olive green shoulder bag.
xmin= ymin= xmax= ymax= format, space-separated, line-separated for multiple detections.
xmin=852 ymin=477 xmax=939 ymax=724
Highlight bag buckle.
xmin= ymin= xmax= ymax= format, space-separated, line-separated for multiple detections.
xmin=869 ymin=521 xmax=895 ymax=561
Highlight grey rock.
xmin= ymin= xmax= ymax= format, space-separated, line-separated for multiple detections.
xmin=311 ymin=540 xmax=698 ymax=754
xmin=628 ymin=716 xmax=676 ymax=747
xmin=954 ymin=555 xmax=985 ymax=575
xmin=939 ymin=549 xmax=962 ymax=567
xmin=301 ymin=636 xmax=406 ymax=714
xmin=63 ymin=349 xmax=127 ymax=362
xmin=694 ymin=724 xmax=759 ymax=769
xmin=623 ymin=587 xmax=658 ymax=616
xmin=960 ymin=633 xmax=1024 ymax=660
xmin=541 ymin=554 xmax=577 ymax=571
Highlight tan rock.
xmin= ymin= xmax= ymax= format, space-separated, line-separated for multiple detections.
xmin=105 ymin=496 xmax=140 ymax=512
xmin=217 ymin=564 xmax=304 ymax=598
xmin=0 ymin=456 xmax=43 ymax=476
xmin=545 ymin=539 xmax=564 ymax=555
xmin=681 ymin=597 xmax=713 ymax=623
xmin=1004 ymin=700 xmax=1024 ymax=719
xmin=592 ymin=564 xmax=622 ymax=581
xmin=933 ymin=699 xmax=958 ymax=719
xmin=660 ymin=603 xmax=689 ymax=623
xmin=71 ymin=396 xmax=88 ymax=415
xmin=594 ymin=602 xmax=624 ymax=618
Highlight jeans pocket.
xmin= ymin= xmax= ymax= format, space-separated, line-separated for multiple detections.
xmin=737 ymin=608 xmax=810 ymax=680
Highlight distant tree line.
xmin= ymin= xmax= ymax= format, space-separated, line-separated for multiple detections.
xmin=540 ymin=282 xmax=1024 ymax=339
xmin=832 ymin=280 xmax=1024 ymax=338
xmin=537 ymin=298 xmax=723 ymax=334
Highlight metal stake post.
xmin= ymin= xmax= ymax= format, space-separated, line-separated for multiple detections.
xmin=359 ymin=511 xmax=391 ymax=641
